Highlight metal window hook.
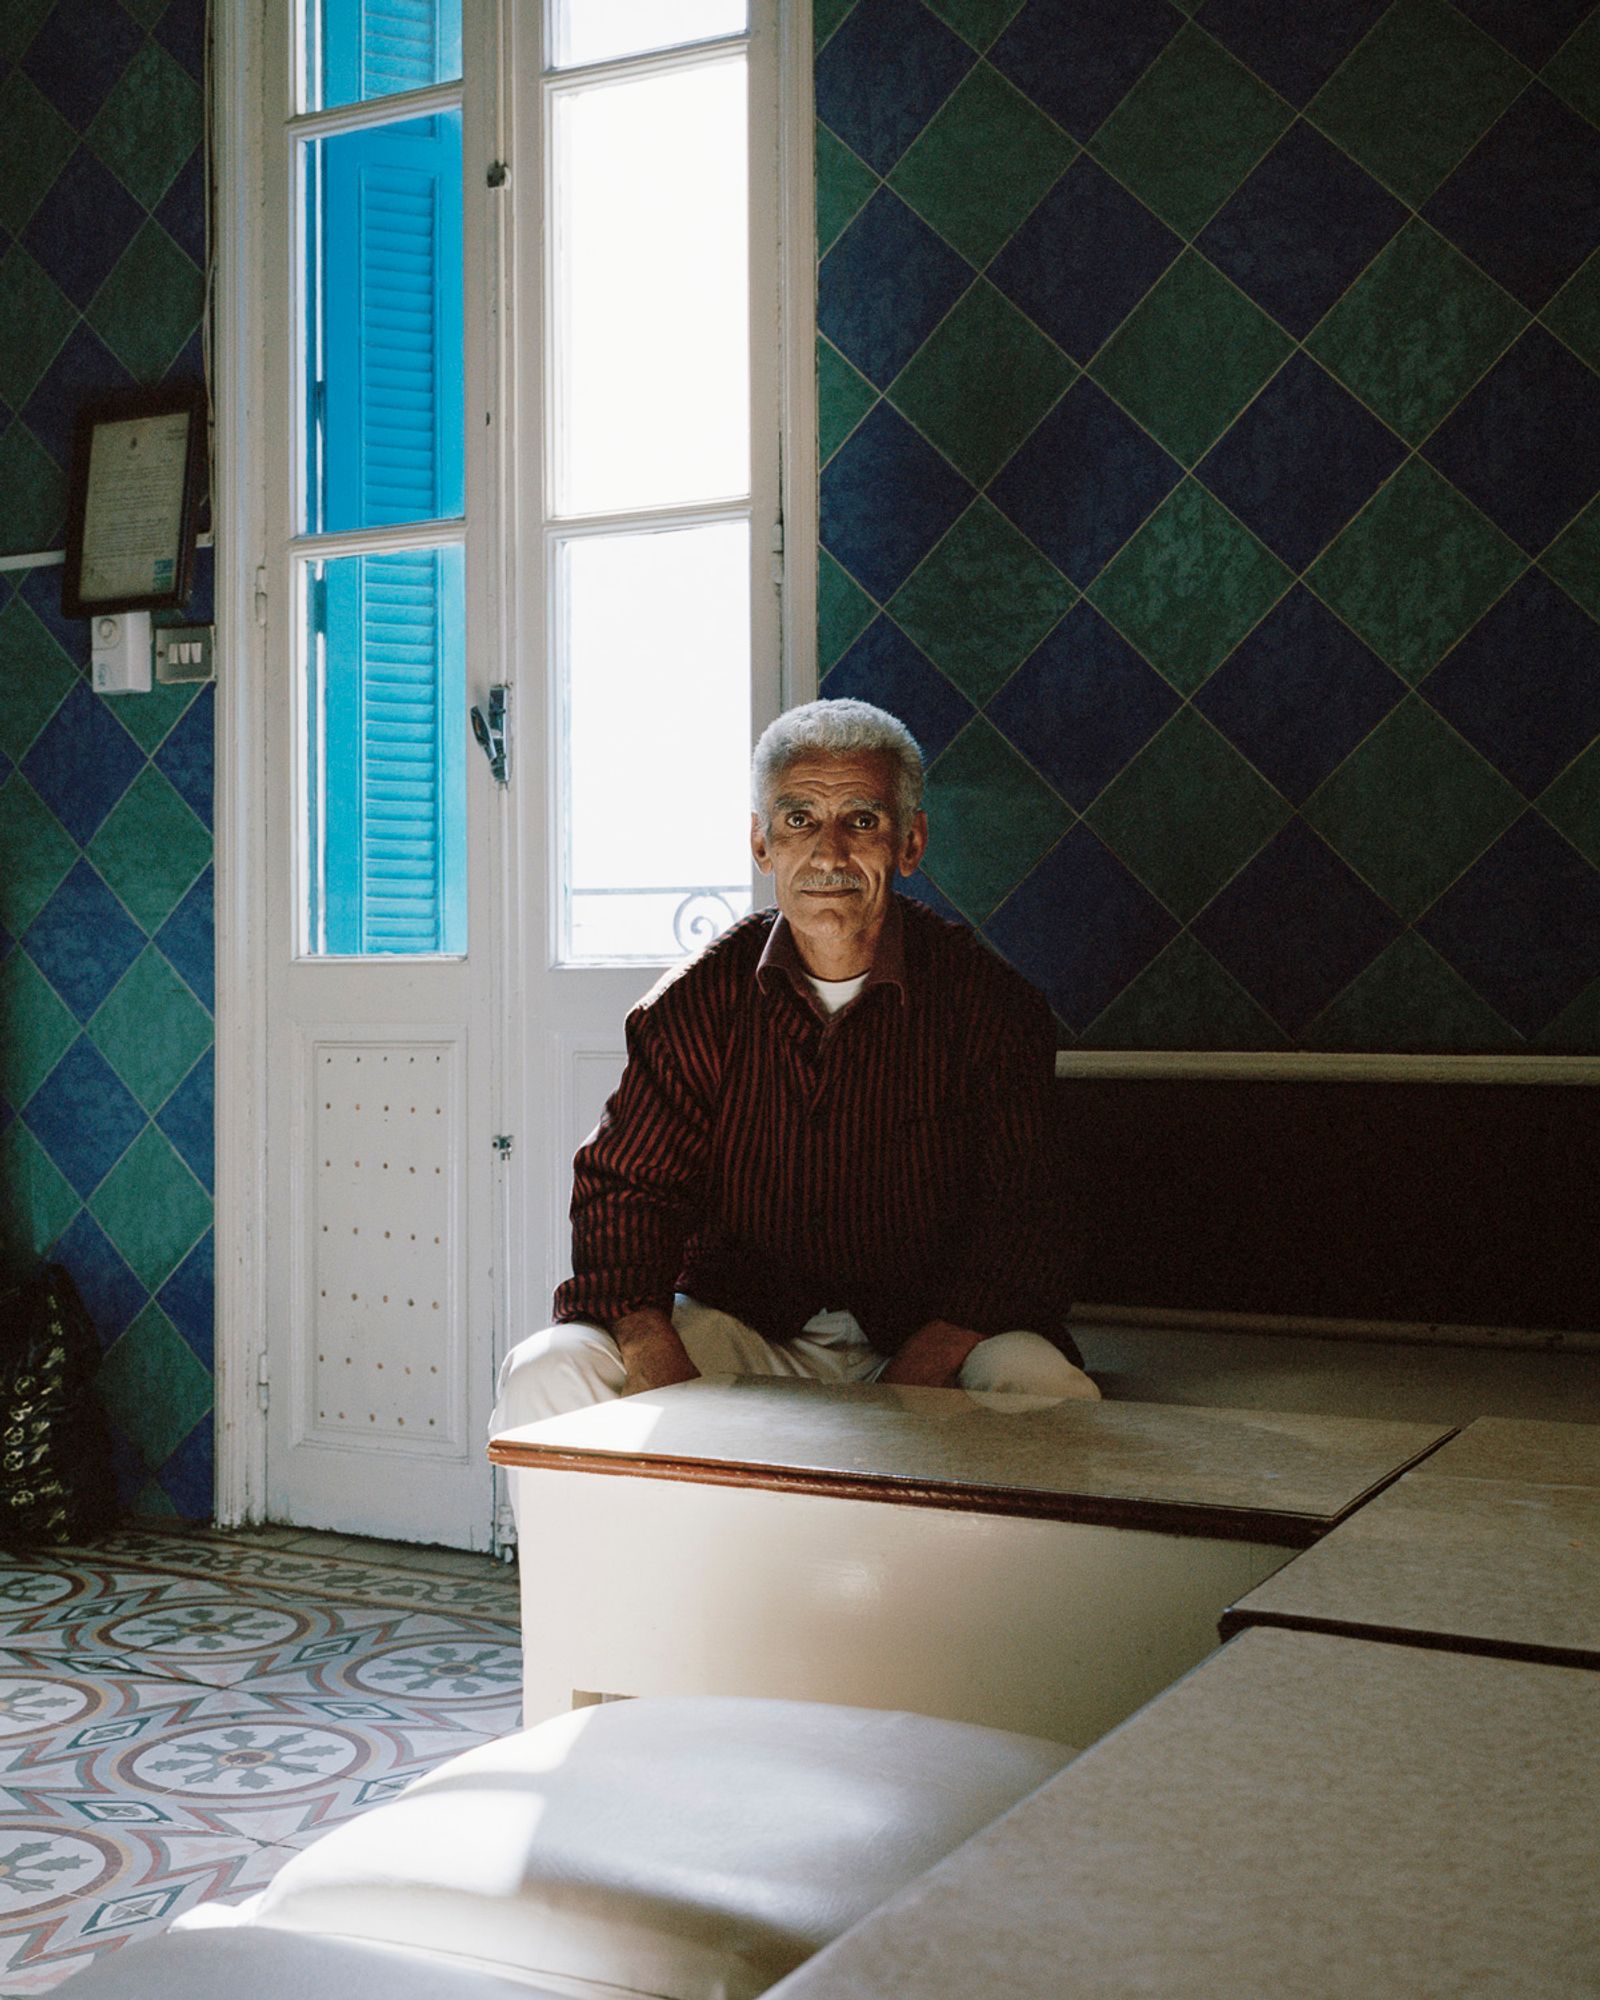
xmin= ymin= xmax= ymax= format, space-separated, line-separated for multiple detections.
xmin=472 ymin=685 xmax=510 ymax=786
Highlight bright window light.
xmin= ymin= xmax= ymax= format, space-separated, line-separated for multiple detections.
xmin=561 ymin=521 xmax=753 ymax=963
xmin=552 ymin=59 xmax=749 ymax=518
xmin=549 ymin=0 xmax=746 ymax=71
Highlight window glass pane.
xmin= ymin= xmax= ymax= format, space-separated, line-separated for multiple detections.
xmin=552 ymin=60 xmax=748 ymax=516
xmin=308 ymin=0 xmax=463 ymax=111
xmin=302 ymin=544 xmax=467 ymax=956
xmin=550 ymin=0 xmax=746 ymax=69
xmin=304 ymin=110 xmax=464 ymax=533
xmin=561 ymin=520 xmax=752 ymax=963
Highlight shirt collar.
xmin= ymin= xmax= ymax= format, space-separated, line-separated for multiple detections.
xmin=756 ymin=895 xmax=908 ymax=1010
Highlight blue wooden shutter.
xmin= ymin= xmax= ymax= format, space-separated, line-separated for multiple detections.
xmin=321 ymin=549 xmax=465 ymax=954
xmin=314 ymin=80 xmax=465 ymax=954
xmin=319 ymin=109 xmax=464 ymax=532
xmin=321 ymin=0 xmax=463 ymax=106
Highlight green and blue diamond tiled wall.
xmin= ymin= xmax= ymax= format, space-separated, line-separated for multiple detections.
xmin=4 ymin=0 xmax=1598 ymax=1517
xmin=0 ymin=0 xmax=212 ymax=1518
xmin=817 ymin=0 xmax=1600 ymax=1054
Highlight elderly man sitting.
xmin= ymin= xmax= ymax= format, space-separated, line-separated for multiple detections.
xmin=493 ymin=697 xmax=1097 ymax=1430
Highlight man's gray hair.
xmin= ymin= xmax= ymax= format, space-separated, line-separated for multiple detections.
xmin=751 ymin=699 xmax=925 ymax=830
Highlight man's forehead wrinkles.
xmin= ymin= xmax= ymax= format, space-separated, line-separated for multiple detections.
xmin=773 ymin=789 xmax=888 ymax=814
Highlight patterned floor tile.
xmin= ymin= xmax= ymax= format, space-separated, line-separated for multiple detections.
xmin=0 ymin=1528 xmax=521 ymax=1993
xmin=0 ymin=1569 xmax=235 ymax=1649
xmin=26 ymin=1589 xmax=525 ymax=1712
xmin=244 ymin=1611 xmax=520 ymax=1704
xmin=26 ymin=1589 xmax=395 ymax=1690
xmin=40 ymin=1530 xmax=519 ymax=1617
xmin=273 ymin=1531 xmax=516 ymax=1583
xmin=0 ymin=1822 xmax=282 ymax=1991
xmin=0 ymin=1659 xmax=210 ymax=1739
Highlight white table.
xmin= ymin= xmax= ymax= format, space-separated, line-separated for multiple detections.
xmin=1222 ymin=1414 xmax=1600 ymax=1667
xmin=490 ymin=1378 xmax=1450 ymax=1744
xmin=760 ymin=1627 xmax=1600 ymax=2000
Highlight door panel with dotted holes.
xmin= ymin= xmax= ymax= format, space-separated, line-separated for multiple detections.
xmin=257 ymin=4 xmax=499 ymax=1549
xmin=305 ymin=1041 xmax=464 ymax=1452
xmin=267 ymin=1010 xmax=494 ymax=1547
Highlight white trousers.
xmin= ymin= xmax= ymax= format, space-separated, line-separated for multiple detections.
xmin=491 ymin=1296 xmax=1100 ymax=1433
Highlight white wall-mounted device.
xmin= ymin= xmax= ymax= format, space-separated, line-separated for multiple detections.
xmin=90 ymin=610 xmax=152 ymax=695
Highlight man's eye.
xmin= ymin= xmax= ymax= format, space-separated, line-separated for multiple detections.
xmin=851 ymin=814 xmax=878 ymax=829
xmin=785 ymin=813 xmax=810 ymax=829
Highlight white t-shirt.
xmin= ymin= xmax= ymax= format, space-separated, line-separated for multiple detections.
xmin=804 ymin=971 xmax=869 ymax=1016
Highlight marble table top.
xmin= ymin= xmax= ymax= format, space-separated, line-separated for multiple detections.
xmin=1400 ymin=1413 xmax=1600 ymax=1489
xmin=763 ymin=1628 xmax=1600 ymax=2000
xmin=1223 ymin=1413 xmax=1600 ymax=1664
xmin=491 ymin=1377 xmax=1453 ymax=1544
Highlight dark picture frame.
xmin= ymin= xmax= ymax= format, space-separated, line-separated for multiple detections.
xmin=62 ymin=382 xmax=207 ymax=619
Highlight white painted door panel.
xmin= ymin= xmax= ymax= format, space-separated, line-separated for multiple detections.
xmin=259 ymin=7 xmax=501 ymax=1550
xmin=264 ymin=968 xmax=499 ymax=1545
xmin=536 ymin=1031 xmax=628 ymax=1327
xmin=269 ymin=1026 xmax=490 ymax=1538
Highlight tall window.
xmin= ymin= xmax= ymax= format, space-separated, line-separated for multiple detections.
xmin=547 ymin=2 xmax=762 ymax=964
xmin=294 ymin=1 xmax=466 ymax=956
xmin=282 ymin=0 xmax=779 ymax=964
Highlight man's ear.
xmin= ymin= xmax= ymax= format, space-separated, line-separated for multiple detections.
xmin=751 ymin=812 xmax=774 ymax=875
xmin=898 ymin=810 xmax=928 ymax=876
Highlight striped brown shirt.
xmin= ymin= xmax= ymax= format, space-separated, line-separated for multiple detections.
xmin=554 ymin=895 xmax=1076 ymax=1358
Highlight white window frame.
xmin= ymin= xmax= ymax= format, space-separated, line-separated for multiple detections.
xmin=519 ymin=5 xmax=809 ymax=971
xmin=211 ymin=0 xmax=815 ymax=1525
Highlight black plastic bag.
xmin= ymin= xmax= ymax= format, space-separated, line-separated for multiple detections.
xmin=0 ymin=1263 xmax=119 ymax=1546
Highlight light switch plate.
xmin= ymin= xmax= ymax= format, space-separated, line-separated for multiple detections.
xmin=155 ymin=624 xmax=215 ymax=683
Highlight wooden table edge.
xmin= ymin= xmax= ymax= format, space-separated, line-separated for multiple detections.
xmin=1217 ymin=1605 xmax=1600 ymax=1670
xmin=487 ymin=1440 xmax=1340 ymax=1546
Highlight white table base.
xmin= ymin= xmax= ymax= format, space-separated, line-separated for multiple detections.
xmin=513 ymin=1468 xmax=1290 ymax=1744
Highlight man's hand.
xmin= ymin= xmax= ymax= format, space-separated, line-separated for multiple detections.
xmin=879 ymin=1319 xmax=985 ymax=1388
xmin=611 ymin=1306 xmax=701 ymax=1396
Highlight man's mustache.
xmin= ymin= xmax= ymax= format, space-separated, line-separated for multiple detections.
xmin=794 ymin=872 xmax=866 ymax=891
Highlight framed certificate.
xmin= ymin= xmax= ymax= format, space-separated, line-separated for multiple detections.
xmin=62 ymin=384 xmax=207 ymax=618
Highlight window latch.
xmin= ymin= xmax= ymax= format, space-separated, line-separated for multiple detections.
xmin=471 ymin=684 xmax=510 ymax=785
